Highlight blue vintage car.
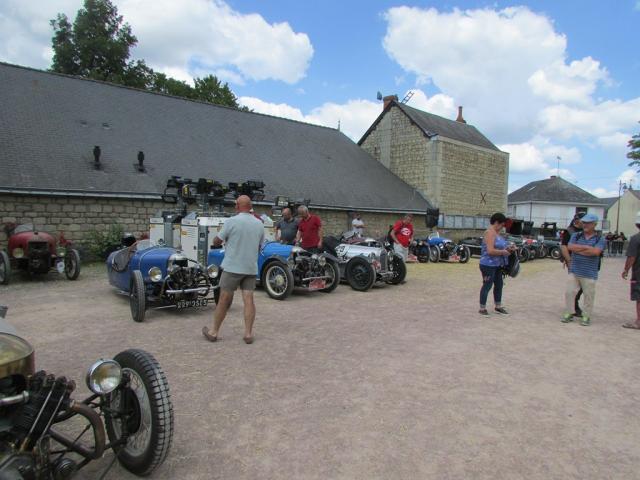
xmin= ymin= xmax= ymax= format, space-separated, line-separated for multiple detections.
xmin=107 ymin=237 xmax=218 ymax=322
xmin=208 ymin=241 xmax=340 ymax=300
xmin=414 ymin=233 xmax=471 ymax=263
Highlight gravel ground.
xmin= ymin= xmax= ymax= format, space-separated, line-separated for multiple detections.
xmin=1 ymin=256 xmax=637 ymax=480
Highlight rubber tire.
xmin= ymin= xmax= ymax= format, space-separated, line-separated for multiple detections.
xmin=261 ymin=261 xmax=294 ymax=300
xmin=130 ymin=270 xmax=146 ymax=323
xmin=527 ymin=249 xmax=536 ymax=261
xmin=518 ymin=247 xmax=528 ymax=263
xmin=320 ymin=260 xmax=340 ymax=293
xmin=537 ymin=246 xmax=548 ymax=259
xmin=458 ymin=246 xmax=471 ymax=264
xmin=105 ymin=349 xmax=174 ymax=477
xmin=429 ymin=246 xmax=440 ymax=263
xmin=417 ymin=247 xmax=429 ymax=263
xmin=346 ymin=256 xmax=376 ymax=291
xmin=0 ymin=251 xmax=10 ymax=285
xmin=550 ymin=247 xmax=561 ymax=260
xmin=64 ymin=249 xmax=81 ymax=280
xmin=386 ymin=255 xmax=407 ymax=285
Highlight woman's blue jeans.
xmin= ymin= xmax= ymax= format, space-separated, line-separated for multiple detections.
xmin=479 ymin=265 xmax=503 ymax=308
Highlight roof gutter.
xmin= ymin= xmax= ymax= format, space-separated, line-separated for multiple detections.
xmin=508 ymin=200 xmax=609 ymax=207
xmin=0 ymin=187 xmax=427 ymax=215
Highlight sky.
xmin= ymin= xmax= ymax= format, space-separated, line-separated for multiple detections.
xmin=1 ymin=0 xmax=639 ymax=198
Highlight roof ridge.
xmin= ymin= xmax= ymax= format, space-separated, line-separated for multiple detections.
xmin=0 ymin=61 xmax=339 ymax=133
xmin=398 ymin=102 xmax=478 ymax=129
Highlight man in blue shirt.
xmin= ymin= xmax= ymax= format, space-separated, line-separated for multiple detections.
xmin=562 ymin=213 xmax=606 ymax=326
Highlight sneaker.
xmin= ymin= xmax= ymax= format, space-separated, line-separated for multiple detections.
xmin=580 ymin=316 xmax=591 ymax=326
xmin=494 ymin=307 xmax=509 ymax=315
xmin=479 ymin=308 xmax=489 ymax=316
xmin=561 ymin=313 xmax=574 ymax=323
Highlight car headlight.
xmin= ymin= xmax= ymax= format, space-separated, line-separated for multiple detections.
xmin=86 ymin=359 xmax=122 ymax=395
xmin=207 ymin=264 xmax=219 ymax=279
xmin=291 ymin=246 xmax=304 ymax=254
xmin=56 ymin=247 xmax=66 ymax=257
xmin=318 ymin=255 xmax=327 ymax=267
xmin=12 ymin=248 xmax=24 ymax=259
xmin=148 ymin=267 xmax=163 ymax=282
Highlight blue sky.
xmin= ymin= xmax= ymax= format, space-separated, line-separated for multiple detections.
xmin=1 ymin=0 xmax=638 ymax=197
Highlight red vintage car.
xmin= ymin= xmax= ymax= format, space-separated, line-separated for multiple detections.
xmin=0 ymin=223 xmax=80 ymax=285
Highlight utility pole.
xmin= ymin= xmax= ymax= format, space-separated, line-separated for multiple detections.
xmin=616 ymin=180 xmax=628 ymax=233
xmin=556 ymin=156 xmax=561 ymax=176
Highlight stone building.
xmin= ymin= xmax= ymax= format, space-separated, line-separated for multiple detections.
xmin=359 ymin=96 xmax=509 ymax=229
xmin=0 ymin=63 xmax=431 ymax=250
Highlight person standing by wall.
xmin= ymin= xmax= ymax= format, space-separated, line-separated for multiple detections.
xmin=352 ymin=212 xmax=365 ymax=237
xmin=562 ymin=213 xmax=605 ymax=326
xmin=622 ymin=214 xmax=640 ymax=330
xmin=560 ymin=213 xmax=585 ymax=318
xmin=202 ymin=195 xmax=264 ymax=344
xmin=296 ymin=206 xmax=323 ymax=253
xmin=390 ymin=214 xmax=414 ymax=261
xmin=479 ymin=213 xmax=515 ymax=316
xmin=275 ymin=207 xmax=298 ymax=245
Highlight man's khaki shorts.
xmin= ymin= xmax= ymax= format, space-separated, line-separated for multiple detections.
xmin=219 ymin=271 xmax=256 ymax=292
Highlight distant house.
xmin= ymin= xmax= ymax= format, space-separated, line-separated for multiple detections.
xmin=606 ymin=189 xmax=640 ymax=235
xmin=507 ymin=176 xmax=608 ymax=228
xmin=358 ymin=96 xmax=508 ymax=229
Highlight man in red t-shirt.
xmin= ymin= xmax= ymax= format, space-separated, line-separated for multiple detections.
xmin=390 ymin=214 xmax=414 ymax=260
xmin=295 ymin=206 xmax=323 ymax=252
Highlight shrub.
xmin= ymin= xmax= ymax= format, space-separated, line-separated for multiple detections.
xmin=85 ymin=223 xmax=124 ymax=260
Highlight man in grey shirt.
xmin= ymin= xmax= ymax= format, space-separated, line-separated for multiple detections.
xmin=202 ymin=195 xmax=264 ymax=344
xmin=275 ymin=207 xmax=298 ymax=244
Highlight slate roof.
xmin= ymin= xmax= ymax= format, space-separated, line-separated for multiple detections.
xmin=358 ymin=100 xmax=500 ymax=152
xmin=508 ymin=176 xmax=608 ymax=205
xmin=0 ymin=63 xmax=430 ymax=213
xmin=600 ymin=197 xmax=618 ymax=210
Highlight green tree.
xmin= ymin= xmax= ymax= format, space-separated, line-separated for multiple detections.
xmin=50 ymin=0 xmax=246 ymax=109
xmin=628 ymin=122 xmax=640 ymax=170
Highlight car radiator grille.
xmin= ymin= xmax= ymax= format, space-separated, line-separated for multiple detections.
xmin=28 ymin=241 xmax=49 ymax=253
xmin=380 ymin=250 xmax=388 ymax=271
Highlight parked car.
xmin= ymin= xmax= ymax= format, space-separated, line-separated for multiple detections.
xmin=107 ymin=235 xmax=217 ymax=322
xmin=459 ymin=236 xmax=483 ymax=257
xmin=543 ymin=239 xmax=562 ymax=260
xmin=415 ymin=233 xmax=470 ymax=263
xmin=323 ymin=234 xmax=406 ymax=291
xmin=0 ymin=305 xmax=174 ymax=478
xmin=0 ymin=223 xmax=80 ymax=285
xmin=208 ymin=241 xmax=340 ymax=300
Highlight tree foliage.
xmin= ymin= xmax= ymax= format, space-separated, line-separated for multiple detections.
xmin=628 ymin=122 xmax=640 ymax=170
xmin=50 ymin=0 xmax=244 ymax=109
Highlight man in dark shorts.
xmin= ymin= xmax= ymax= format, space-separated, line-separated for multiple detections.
xmin=296 ymin=205 xmax=323 ymax=253
xmin=560 ymin=212 xmax=585 ymax=317
xmin=275 ymin=207 xmax=298 ymax=245
xmin=202 ymin=195 xmax=264 ymax=344
xmin=622 ymin=213 xmax=640 ymax=330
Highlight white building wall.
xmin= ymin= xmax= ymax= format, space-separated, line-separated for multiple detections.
xmin=509 ymin=203 xmax=606 ymax=228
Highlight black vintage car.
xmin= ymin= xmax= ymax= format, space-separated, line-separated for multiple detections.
xmin=0 ymin=306 xmax=174 ymax=479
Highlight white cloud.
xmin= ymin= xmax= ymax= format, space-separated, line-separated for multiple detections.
xmin=589 ymin=187 xmax=617 ymax=198
xmin=405 ymin=90 xmax=456 ymax=119
xmin=0 ymin=0 xmax=313 ymax=85
xmin=239 ymin=96 xmax=306 ymax=122
xmin=619 ymin=168 xmax=639 ymax=186
xmin=500 ymin=140 xmax=577 ymax=178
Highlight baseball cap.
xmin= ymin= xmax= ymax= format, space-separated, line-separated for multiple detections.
xmin=581 ymin=213 xmax=598 ymax=223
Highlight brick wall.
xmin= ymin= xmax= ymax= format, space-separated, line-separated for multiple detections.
xmin=0 ymin=194 xmax=430 ymax=251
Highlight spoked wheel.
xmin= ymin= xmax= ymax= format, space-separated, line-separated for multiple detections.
xmin=105 ymin=349 xmax=174 ymax=477
xmin=458 ymin=246 xmax=471 ymax=264
xmin=429 ymin=246 xmax=440 ymax=263
xmin=386 ymin=255 xmax=407 ymax=285
xmin=0 ymin=251 xmax=10 ymax=285
xmin=64 ymin=249 xmax=81 ymax=280
xmin=130 ymin=270 xmax=146 ymax=322
xmin=261 ymin=261 xmax=294 ymax=300
xmin=537 ymin=246 xmax=548 ymax=259
xmin=320 ymin=259 xmax=340 ymax=293
xmin=550 ymin=247 xmax=561 ymax=260
xmin=346 ymin=256 xmax=376 ymax=291
xmin=518 ymin=247 xmax=528 ymax=263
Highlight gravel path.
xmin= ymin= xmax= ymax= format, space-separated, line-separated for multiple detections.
xmin=1 ymin=256 xmax=637 ymax=480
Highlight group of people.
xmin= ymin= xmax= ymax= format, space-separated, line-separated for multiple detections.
xmin=478 ymin=210 xmax=640 ymax=330
xmin=605 ymin=231 xmax=627 ymax=256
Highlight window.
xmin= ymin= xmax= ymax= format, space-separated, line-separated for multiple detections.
xmin=576 ymin=207 xmax=588 ymax=216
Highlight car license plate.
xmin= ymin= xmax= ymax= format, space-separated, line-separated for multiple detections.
xmin=176 ymin=298 xmax=208 ymax=309
xmin=451 ymin=255 xmax=459 ymax=262
xmin=56 ymin=261 xmax=65 ymax=273
xmin=309 ymin=279 xmax=326 ymax=291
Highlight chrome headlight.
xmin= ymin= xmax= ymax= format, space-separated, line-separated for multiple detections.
xmin=368 ymin=252 xmax=377 ymax=261
xmin=12 ymin=248 xmax=24 ymax=259
xmin=311 ymin=254 xmax=318 ymax=260
xmin=318 ymin=255 xmax=327 ymax=267
xmin=56 ymin=246 xmax=66 ymax=257
xmin=86 ymin=359 xmax=122 ymax=395
xmin=148 ymin=266 xmax=163 ymax=282
xmin=207 ymin=264 xmax=219 ymax=279
xmin=291 ymin=246 xmax=304 ymax=254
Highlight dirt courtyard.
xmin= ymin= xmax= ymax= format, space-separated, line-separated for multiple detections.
xmin=1 ymin=256 xmax=637 ymax=480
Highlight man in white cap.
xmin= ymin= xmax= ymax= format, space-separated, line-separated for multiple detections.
xmin=562 ymin=213 xmax=606 ymax=326
xmin=622 ymin=212 xmax=640 ymax=330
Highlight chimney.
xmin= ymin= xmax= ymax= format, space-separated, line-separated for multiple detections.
xmin=93 ymin=145 xmax=101 ymax=169
xmin=456 ymin=106 xmax=466 ymax=123
xmin=136 ymin=150 xmax=145 ymax=172
xmin=383 ymin=94 xmax=398 ymax=111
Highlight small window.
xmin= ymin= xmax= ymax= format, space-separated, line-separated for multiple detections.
xmin=575 ymin=207 xmax=588 ymax=216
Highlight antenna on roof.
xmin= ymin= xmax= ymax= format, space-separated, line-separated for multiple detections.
xmin=337 ymin=119 xmax=341 ymax=131
xmin=376 ymin=91 xmax=383 ymax=101
xmin=556 ymin=156 xmax=561 ymax=177
xmin=400 ymin=91 xmax=414 ymax=104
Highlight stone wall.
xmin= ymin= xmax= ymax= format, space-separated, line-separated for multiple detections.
xmin=0 ymin=194 xmax=430 ymax=251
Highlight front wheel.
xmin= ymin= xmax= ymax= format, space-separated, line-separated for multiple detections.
xmin=518 ymin=247 xmax=528 ymax=263
xmin=346 ymin=256 xmax=376 ymax=291
xmin=550 ymin=246 xmax=561 ymax=260
xmin=105 ymin=349 xmax=174 ymax=477
xmin=429 ymin=245 xmax=440 ymax=263
xmin=64 ymin=249 xmax=81 ymax=280
xmin=261 ymin=261 xmax=294 ymax=300
xmin=537 ymin=246 xmax=548 ymax=259
xmin=0 ymin=251 xmax=10 ymax=285
xmin=458 ymin=246 xmax=471 ymax=264
xmin=417 ymin=247 xmax=429 ymax=263
xmin=386 ymin=255 xmax=407 ymax=285
xmin=320 ymin=260 xmax=340 ymax=293
xmin=130 ymin=270 xmax=146 ymax=322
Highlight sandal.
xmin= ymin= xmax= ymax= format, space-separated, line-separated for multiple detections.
xmin=243 ymin=336 xmax=254 ymax=344
xmin=622 ymin=323 xmax=640 ymax=330
xmin=202 ymin=327 xmax=217 ymax=342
